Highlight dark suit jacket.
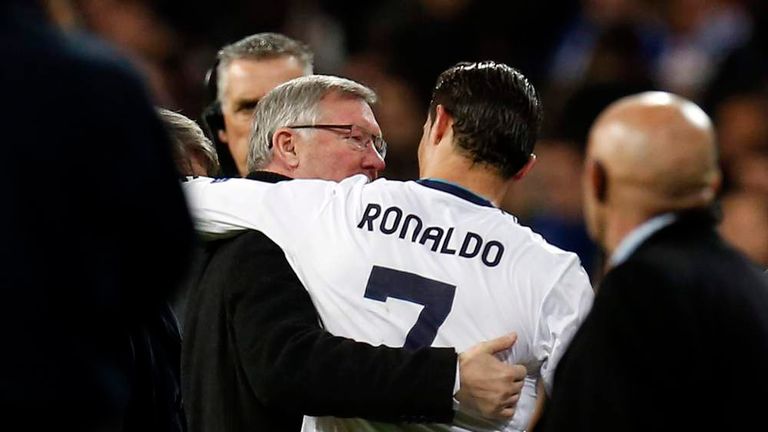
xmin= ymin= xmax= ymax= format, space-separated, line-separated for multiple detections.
xmin=1 ymin=2 xmax=193 ymax=430
xmin=536 ymin=210 xmax=768 ymax=431
xmin=182 ymin=171 xmax=457 ymax=432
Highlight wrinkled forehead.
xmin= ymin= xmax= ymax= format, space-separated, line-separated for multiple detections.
xmin=219 ymin=56 xmax=307 ymax=102
xmin=317 ymin=92 xmax=381 ymax=135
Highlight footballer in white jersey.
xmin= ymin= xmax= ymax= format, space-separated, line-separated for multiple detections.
xmin=184 ymin=174 xmax=593 ymax=432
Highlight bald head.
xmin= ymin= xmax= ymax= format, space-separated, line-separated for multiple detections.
xmin=588 ymin=92 xmax=721 ymax=212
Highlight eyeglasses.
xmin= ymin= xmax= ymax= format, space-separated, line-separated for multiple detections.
xmin=288 ymin=124 xmax=387 ymax=159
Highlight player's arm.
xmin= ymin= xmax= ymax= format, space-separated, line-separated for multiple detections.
xmin=182 ymin=176 xmax=273 ymax=238
xmin=231 ymin=232 xmax=525 ymax=422
xmin=182 ymin=175 xmax=352 ymax=242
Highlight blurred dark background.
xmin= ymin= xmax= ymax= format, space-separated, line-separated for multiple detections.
xmin=43 ymin=0 xmax=768 ymax=276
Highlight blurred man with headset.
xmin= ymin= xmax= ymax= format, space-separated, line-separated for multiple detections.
xmin=202 ymin=33 xmax=312 ymax=177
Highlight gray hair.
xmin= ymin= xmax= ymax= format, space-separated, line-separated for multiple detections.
xmin=247 ymin=75 xmax=377 ymax=171
xmin=157 ymin=108 xmax=220 ymax=176
xmin=216 ymin=33 xmax=314 ymax=104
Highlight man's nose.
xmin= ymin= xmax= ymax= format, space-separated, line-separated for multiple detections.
xmin=363 ymin=145 xmax=386 ymax=173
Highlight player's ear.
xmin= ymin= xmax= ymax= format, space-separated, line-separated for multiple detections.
xmin=430 ymin=104 xmax=452 ymax=145
xmin=512 ymin=154 xmax=537 ymax=181
xmin=272 ymin=128 xmax=300 ymax=169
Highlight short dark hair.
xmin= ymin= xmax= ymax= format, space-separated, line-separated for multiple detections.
xmin=429 ymin=61 xmax=543 ymax=178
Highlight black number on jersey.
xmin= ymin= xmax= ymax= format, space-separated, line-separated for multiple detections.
xmin=363 ymin=266 xmax=456 ymax=350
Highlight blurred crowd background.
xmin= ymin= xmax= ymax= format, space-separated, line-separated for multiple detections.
xmin=44 ymin=0 xmax=768 ymax=276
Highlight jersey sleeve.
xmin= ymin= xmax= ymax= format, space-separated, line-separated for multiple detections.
xmin=182 ymin=175 xmax=365 ymax=246
xmin=534 ymin=255 xmax=594 ymax=394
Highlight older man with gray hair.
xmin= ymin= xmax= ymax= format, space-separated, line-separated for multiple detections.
xmin=246 ymin=74 xmax=385 ymax=181
xmin=183 ymin=74 xmax=528 ymax=432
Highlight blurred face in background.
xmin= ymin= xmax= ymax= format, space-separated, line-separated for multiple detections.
xmin=340 ymin=56 xmax=423 ymax=180
xmin=218 ymin=56 xmax=307 ymax=176
xmin=719 ymin=191 xmax=768 ymax=267
xmin=715 ymin=95 xmax=768 ymax=165
xmin=730 ymin=154 xmax=768 ymax=197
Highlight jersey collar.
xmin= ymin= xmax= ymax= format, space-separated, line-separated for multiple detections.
xmin=416 ymin=178 xmax=495 ymax=208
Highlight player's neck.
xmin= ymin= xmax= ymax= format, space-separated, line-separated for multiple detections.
xmin=422 ymin=156 xmax=509 ymax=207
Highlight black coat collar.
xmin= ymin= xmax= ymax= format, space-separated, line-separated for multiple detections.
xmin=245 ymin=171 xmax=293 ymax=184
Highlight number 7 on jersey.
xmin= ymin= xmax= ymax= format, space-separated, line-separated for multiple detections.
xmin=363 ymin=266 xmax=457 ymax=350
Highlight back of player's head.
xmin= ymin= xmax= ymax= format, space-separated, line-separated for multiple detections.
xmin=215 ymin=33 xmax=314 ymax=104
xmin=157 ymin=108 xmax=220 ymax=176
xmin=429 ymin=61 xmax=542 ymax=178
xmin=247 ymin=75 xmax=377 ymax=171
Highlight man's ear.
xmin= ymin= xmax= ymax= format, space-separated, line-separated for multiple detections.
xmin=512 ymin=154 xmax=537 ymax=180
xmin=218 ymin=129 xmax=228 ymax=144
xmin=430 ymin=104 xmax=452 ymax=145
xmin=271 ymin=128 xmax=300 ymax=169
xmin=591 ymin=160 xmax=608 ymax=203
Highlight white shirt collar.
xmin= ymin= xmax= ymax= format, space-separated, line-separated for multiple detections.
xmin=609 ymin=213 xmax=677 ymax=267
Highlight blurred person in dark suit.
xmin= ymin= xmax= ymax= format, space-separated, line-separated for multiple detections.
xmin=535 ymin=92 xmax=768 ymax=431
xmin=157 ymin=108 xmax=219 ymax=331
xmin=1 ymin=1 xmax=193 ymax=430
xmin=202 ymin=33 xmax=312 ymax=177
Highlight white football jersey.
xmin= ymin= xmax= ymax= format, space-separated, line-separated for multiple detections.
xmin=184 ymin=175 xmax=594 ymax=432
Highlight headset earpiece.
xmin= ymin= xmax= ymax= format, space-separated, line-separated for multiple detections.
xmin=203 ymin=58 xmax=220 ymax=103
xmin=200 ymin=57 xmax=238 ymax=177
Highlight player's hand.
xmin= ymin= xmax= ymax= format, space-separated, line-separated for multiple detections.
xmin=455 ymin=333 xmax=526 ymax=420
